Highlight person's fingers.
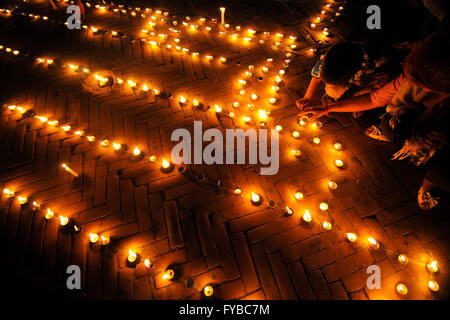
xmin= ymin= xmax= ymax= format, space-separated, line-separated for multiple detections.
xmin=423 ymin=137 xmax=438 ymax=148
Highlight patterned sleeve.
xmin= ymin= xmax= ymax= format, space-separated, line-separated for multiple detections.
xmin=369 ymin=73 xmax=407 ymax=107
xmin=311 ymin=59 xmax=323 ymax=79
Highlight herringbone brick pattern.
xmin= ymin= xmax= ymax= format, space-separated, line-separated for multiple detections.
xmin=0 ymin=0 xmax=448 ymax=300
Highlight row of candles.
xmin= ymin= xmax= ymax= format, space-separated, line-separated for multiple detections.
xmin=3 ymin=1 xmax=441 ymax=298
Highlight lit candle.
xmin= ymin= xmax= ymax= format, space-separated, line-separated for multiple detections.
xmin=203 ymin=285 xmax=214 ymax=297
xmin=144 ymin=259 xmax=153 ymax=268
xmin=262 ymin=66 xmax=269 ymax=73
xmin=335 ymin=159 xmax=344 ymax=168
xmin=251 ymin=192 xmax=262 ymax=205
xmin=427 ymin=261 xmax=438 ymax=273
xmin=101 ymin=139 xmax=109 ymax=147
xmin=45 ymin=208 xmax=54 ymax=220
xmin=334 ymin=143 xmax=342 ymax=151
xmin=18 ymin=196 xmax=27 ymax=204
xmin=275 ymin=125 xmax=283 ymax=132
xmin=285 ymin=206 xmax=294 ymax=216
xmin=243 ymin=116 xmax=252 ymax=123
xmin=251 ymin=93 xmax=258 ymax=101
xmin=292 ymin=149 xmax=301 ymax=157
xmin=319 ymin=202 xmax=328 ymax=211
xmin=294 ymin=192 xmax=303 ymax=200
xmin=323 ymin=221 xmax=332 ymax=230
xmin=87 ymin=136 xmax=95 ymax=142
xmin=161 ymin=159 xmax=173 ymax=172
xmin=90 ymin=233 xmax=99 ymax=244
xmin=31 ymin=201 xmax=40 ymax=211
xmin=347 ymin=233 xmax=357 ymax=242
xmin=62 ymin=163 xmax=79 ymax=178
xmin=113 ymin=142 xmax=122 ymax=151
xmin=328 ymin=181 xmax=338 ymax=190
xmin=59 ymin=215 xmax=69 ymax=226
xmin=214 ymin=105 xmax=223 ymax=113
xmin=133 ymin=147 xmax=141 ymax=156
xmin=303 ymin=210 xmax=312 ymax=222
xmin=269 ymin=97 xmax=277 ymax=104
xmin=220 ymin=57 xmax=227 ymax=64
xmin=219 ymin=7 xmax=226 ymax=25
xmin=292 ymin=131 xmax=300 ymax=138
xmin=61 ymin=125 xmax=71 ymax=132
xmin=428 ymin=280 xmax=439 ymax=292
xmin=3 ymin=188 xmax=15 ymax=198
xmin=163 ymin=269 xmax=175 ymax=280
xmin=233 ymin=102 xmax=240 ymax=108
xmin=149 ymin=155 xmax=157 ymax=162
xmin=128 ymin=250 xmax=137 ymax=263
xmin=313 ymin=137 xmax=321 ymax=144
xmin=312 ymin=121 xmax=322 ymax=128
xmin=234 ymin=188 xmax=242 ymax=195
xmin=100 ymin=235 xmax=110 ymax=245
xmin=398 ymin=254 xmax=409 ymax=265
xmin=396 ymin=283 xmax=408 ymax=295
xmin=368 ymin=237 xmax=380 ymax=249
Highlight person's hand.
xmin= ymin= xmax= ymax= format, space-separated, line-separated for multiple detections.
xmin=297 ymin=106 xmax=328 ymax=122
xmin=423 ymin=131 xmax=448 ymax=150
xmin=295 ymin=97 xmax=311 ymax=110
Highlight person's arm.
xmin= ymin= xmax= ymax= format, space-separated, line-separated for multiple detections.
xmin=327 ymin=94 xmax=378 ymax=113
xmin=304 ymin=76 xmax=321 ymax=100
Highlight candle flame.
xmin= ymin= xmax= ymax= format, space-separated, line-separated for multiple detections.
xmin=90 ymin=233 xmax=99 ymax=243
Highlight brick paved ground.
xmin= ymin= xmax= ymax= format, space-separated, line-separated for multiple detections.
xmin=0 ymin=0 xmax=448 ymax=300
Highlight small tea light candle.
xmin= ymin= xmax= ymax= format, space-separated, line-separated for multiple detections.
xmin=90 ymin=233 xmax=99 ymax=244
xmin=233 ymin=102 xmax=240 ymax=108
xmin=313 ymin=137 xmax=321 ymax=144
xmin=285 ymin=206 xmax=294 ymax=216
xmin=334 ymin=143 xmax=342 ymax=151
xmin=335 ymin=159 xmax=344 ymax=168
xmin=262 ymin=66 xmax=269 ymax=73
xmin=45 ymin=208 xmax=54 ymax=220
xmin=292 ymin=149 xmax=301 ymax=157
xmin=113 ymin=142 xmax=122 ymax=151
xmin=62 ymin=163 xmax=80 ymax=178
xmin=234 ymin=188 xmax=242 ymax=195
xmin=347 ymin=233 xmax=357 ymax=242
xmin=163 ymin=269 xmax=175 ymax=280
xmin=396 ymin=283 xmax=408 ymax=295
xmin=128 ymin=250 xmax=137 ymax=263
xmin=18 ymin=196 xmax=27 ymax=204
xmin=319 ymin=202 xmax=328 ymax=211
xmin=368 ymin=237 xmax=380 ymax=249
xmin=31 ymin=201 xmax=40 ymax=211
xmin=59 ymin=215 xmax=69 ymax=226
xmin=427 ymin=260 xmax=438 ymax=273
xmin=303 ymin=210 xmax=312 ymax=222
xmin=292 ymin=131 xmax=300 ymax=138
xmin=428 ymin=280 xmax=439 ymax=292
xmin=312 ymin=121 xmax=322 ymax=128
xmin=240 ymin=90 xmax=246 ymax=96
xmin=251 ymin=93 xmax=258 ymax=101
xmin=100 ymin=235 xmax=110 ymax=245
xmin=179 ymin=95 xmax=187 ymax=104
xmin=144 ymin=259 xmax=153 ymax=269
xmin=214 ymin=105 xmax=223 ymax=113
xmin=62 ymin=125 xmax=71 ymax=132
xmin=161 ymin=159 xmax=173 ymax=172
xmin=323 ymin=221 xmax=332 ymax=230
xmin=328 ymin=181 xmax=338 ymax=190
xmin=294 ymin=192 xmax=303 ymax=200
xmin=269 ymin=97 xmax=277 ymax=104
xmin=220 ymin=57 xmax=227 ymax=63
xmin=243 ymin=116 xmax=251 ymax=124
xmin=398 ymin=254 xmax=409 ymax=265
xmin=275 ymin=125 xmax=283 ymax=132
xmin=251 ymin=192 xmax=262 ymax=206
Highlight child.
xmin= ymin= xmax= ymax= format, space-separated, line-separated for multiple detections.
xmin=296 ymin=42 xmax=396 ymax=117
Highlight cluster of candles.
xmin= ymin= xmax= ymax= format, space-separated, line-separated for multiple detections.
xmin=4 ymin=104 xmax=174 ymax=173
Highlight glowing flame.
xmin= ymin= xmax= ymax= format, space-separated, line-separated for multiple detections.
xmin=294 ymin=192 xmax=303 ymax=200
xmin=347 ymin=233 xmax=357 ymax=242
xmin=323 ymin=221 xmax=332 ymax=230
xmin=144 ymin=259 xmax=153 ymax=268
xmin=292 ymin=131 xmax=300 ymax=138
xmin=313 ymin=137 xmax=321 ymax=144
xmin=203 ymin=285 xmax=214 ymax=297
xmin=428 ymin=280 xmax=439 ymax=292
xmin=398 ymin=254 xmax=409 ymax=265
xmin=100 ymin=235 xmax=110 ymax=245
xmin=335 ymin=159 xmax=344 ymax=168
xmin=396 ymin=283 xmax=408 ymax=295
xmin=427 ymin=260 xmax=438 ymax=273
xmin=90 ymin=233 xmax=99 ymax=243
xmin=334 ymin=143 xmax=342 ymax=151
xmin=128 ymin=250 xmax=137 ymax=263
xmin=163 ymin=269 xmax=174 ymax=280
xmin=162 ymin=159 xmax=170 ymax=169
xmin=251 ymin=192 xmax=260 ymax=203
xmin=179 ymin=96 xmax=187 ymax=103
xmin=18 ymin=196 xmax=27 ymax=204
xmin=285 ymin=206 xmax=293 ymax=215
xmin=319 ymin=202 xmax=328 ymax=211
xmin=303 ymin=210 xmax=312 ymax=222
xmin=368 ymin=237 xmax=379 ymax=249
xmin=133 ymin=147 xmax=141 ymax=156
xmin=113 ymin=142 xmax=122 ymax=150
xmin=45 ymin=208 xmax=54 ymax=220
xmin=234 ymin=188 xmax=242 ymax=195
xmin=59 ymin=216 xmax=69 ymax=226
xmin=328 ymin=181 xmax=338 ymax=189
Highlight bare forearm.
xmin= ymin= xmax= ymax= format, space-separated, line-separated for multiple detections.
xmin=327 ymin=94 xmax=379 ymax=113
xmin=304 ymin=77 xmax=321 ymax=99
